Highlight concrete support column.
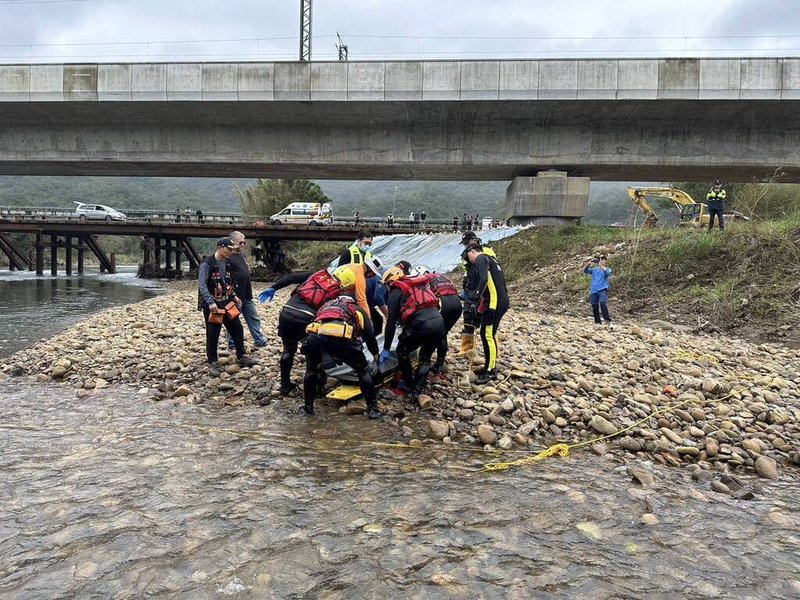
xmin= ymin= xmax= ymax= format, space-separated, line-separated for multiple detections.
xmin=505 ymin=171 xmax=590 ymax=226
xmin=36 ymin=232 xmax=43 ymax=275
xmin=50 ymin=235 xmax=58 ymax=276
xmin=77 ymin=237 xmax=85 ymax=274
xmin=65 ymin=235 xmax=73 ymax=275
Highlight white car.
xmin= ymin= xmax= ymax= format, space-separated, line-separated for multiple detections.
xmin=74 ymin=202 xmax=127 ymax=222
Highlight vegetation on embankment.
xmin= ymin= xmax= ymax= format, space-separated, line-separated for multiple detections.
xmin=494 ymin=220 xmax=800 ymax=344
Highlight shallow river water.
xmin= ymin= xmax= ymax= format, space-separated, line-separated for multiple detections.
xmin=1 ymin=383 xmax=798 ymax=599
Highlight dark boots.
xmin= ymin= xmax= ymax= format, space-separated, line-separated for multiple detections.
xmin=361 ymin=371 xmax=381 ymax=419
xmin=279 ymin=347 xmax=297 ymax=395
xmin=475 ymin=369 xmax=497 ymax=385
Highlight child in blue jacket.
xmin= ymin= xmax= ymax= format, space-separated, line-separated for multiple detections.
xmin=583 ymin=255 xmax=612 ymax=326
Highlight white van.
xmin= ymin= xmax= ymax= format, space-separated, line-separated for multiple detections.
xmin=270 ymin=202 xmax=333 ymax=226
xmin=481 ymin=216 xmax=494 ymax=230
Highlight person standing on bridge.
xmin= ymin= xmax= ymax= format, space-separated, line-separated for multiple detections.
xmin=420 ymin=210 xmax=427 ymax=229
xmin=337 ymin=230 xmax=373 ymax=267
xmin=175 ymin=207 xmax=181 ymax=223
xmin=387 ymin=213 xmax=394 ymax=228
xmin=197 ymin=237 xmax=257 ymax=376
xmin=354 ymin=211 xmax=360 ymax=227
xmin=226 ymin=231 xmax=268 ymax=350
xmin=196 ymin=209 xmax=205 ymax=224
xmin=706 ymin=179 xmax=727 ymax=231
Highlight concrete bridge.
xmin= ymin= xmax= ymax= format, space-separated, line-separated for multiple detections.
xmin=1 ymin=58 xmax=799 ymax=224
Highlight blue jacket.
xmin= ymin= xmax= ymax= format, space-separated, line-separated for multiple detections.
xmin=584 ymin=265 xmax=612 ymax=293
xmin=366 ymin=277 xmax=387 ymax=309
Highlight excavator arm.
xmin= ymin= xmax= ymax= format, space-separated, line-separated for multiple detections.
xmin=626 ymin=187 xmax=706 ymax=227
xmin=626 ymin=188 xmax=661 ymax=228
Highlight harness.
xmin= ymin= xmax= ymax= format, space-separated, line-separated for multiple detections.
xmin=293 ymin=269 xmax=342 ymax=309
xmin=305 ymin=296 xmax=363 ymax=340
xmin=197 ymin=256 xmax=236 ymax=309
xmin=390 ymin=276 xmax=439 ymax=324
xmin=426 ymin=273 xmax=458 ymax=297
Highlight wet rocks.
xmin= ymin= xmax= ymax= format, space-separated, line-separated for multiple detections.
xmin=755 ymin=456 xmax=779 ymax=480
xmin=477 ymin=424 xmax=497 ymax=446
xmin=428 ymin=420 xmax=449 ymax=441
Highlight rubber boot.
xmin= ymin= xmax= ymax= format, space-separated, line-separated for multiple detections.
xmin=455 ymin=332 xmax=475 ymax=357
xmin=315 ymin=370 xmax=328 ymax=398
xmin=361 ymin=372 xmax=381 ymax=419
xmin=301 ymin=370 xmax=316 ymax=415
xmin=410 ymin=362 xmax=432 ymax=401
xmin=279 ymin=350 xmax=298 ymax=395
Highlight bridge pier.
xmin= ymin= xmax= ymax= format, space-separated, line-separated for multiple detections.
xmin=139 ymin=235 xmax=202 ymax=278
xmin=505 ymin=171 xmax=590 ymax=227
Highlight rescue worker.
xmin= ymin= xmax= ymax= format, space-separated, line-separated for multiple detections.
xmin=464 ymin=243 xmax=510 ymax=384
xmin=706 ymin=179 xmax=727 ymax=231
xmin=379 ymin=266 xmax=445 ymax=400
xmin=301 ymin=296 xmax=381 ymax=419
xmin=338 ymin=230 xmax=373 ymax=266
xmin=197 ymin=237 xmax=257 ymax=375
xmin=457 ymin=231 xmax=497 ymax=357
xmin=258 ymin=262 xmax=373 ymax=395
xmin=414 ymin=266 xmax=463 ymax=374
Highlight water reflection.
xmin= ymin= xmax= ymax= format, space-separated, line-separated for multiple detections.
xmin=0 ymin=384 xmax=798 ymax=598
xmin=0 ymin=270 xmax=162 ymax=357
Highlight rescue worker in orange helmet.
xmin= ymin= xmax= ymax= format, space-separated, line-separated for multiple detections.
xmin=379 ymin=266 xmax=445 ymax=400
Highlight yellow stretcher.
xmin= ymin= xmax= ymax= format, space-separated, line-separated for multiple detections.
xmin=326 ymin=349 xmax=419 ymax=401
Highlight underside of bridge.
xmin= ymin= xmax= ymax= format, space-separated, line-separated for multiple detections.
xmin=0 ymin=99 xmax=798 ymax=183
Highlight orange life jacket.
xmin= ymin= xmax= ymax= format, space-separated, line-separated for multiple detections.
xmin=293 ymin=269 xmax=342 ymax=309
xmin=424 ymin=273 xmax=458 ymax=297
xmin=390 ymin=276 xmax=439 ymax=324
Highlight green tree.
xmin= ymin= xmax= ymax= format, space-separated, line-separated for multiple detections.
xmin=237 ymin=179 xmax=330 ymax=218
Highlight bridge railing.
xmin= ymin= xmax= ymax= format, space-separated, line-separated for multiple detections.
xmin=0 ymin=206 xmax=494 ymax=232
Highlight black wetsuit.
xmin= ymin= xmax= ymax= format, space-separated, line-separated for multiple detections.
xmin=301 ymin=304 xmax=379 ymax=415
xmin=473 ymin=253 xmax=510 ymax=372
xmin=436 ymin=294 xmax=464 ymax=370
xmin=384 ymin=289 xmax=445 ymax=396
xmin=271 ymin=270 xmax=315 ymax=390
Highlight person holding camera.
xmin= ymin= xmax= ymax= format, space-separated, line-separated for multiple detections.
xmin=583 ymin=255 xmax=613 ymax=327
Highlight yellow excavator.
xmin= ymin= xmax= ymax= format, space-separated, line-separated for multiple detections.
xmin=626 ymin=187 xmax=712 ymax=228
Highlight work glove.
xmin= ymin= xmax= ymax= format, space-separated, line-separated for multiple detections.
xmin=258 ymin=288 xmax=275 ymax=303
xmin=378 ymin=349 xmax=391 ymax=366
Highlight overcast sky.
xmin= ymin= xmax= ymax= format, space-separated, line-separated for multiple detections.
xmin=0 ymin=0 xmax=799 ymax=63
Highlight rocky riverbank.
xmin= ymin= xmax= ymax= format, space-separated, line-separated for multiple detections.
xmin=1 ymin=288 xmax=799 ymax=487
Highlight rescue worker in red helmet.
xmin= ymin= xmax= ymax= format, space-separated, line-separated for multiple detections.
xmin=301 ymin=295 xmax=381 ymax=418
xmin=413 ymin=265 xmax=463 ymax=374
xmin=259 ymin=263 xmax=371 ymax=395
xmin=378 ymin=266 xmax=445 ymax=400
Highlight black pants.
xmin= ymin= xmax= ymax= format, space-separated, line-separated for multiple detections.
xmin=480 ymin=303 xmax=508 ymax=372
xmin=461 ymin=297 xmax=479 ymax=333
xmin=397 ymin=308 xmax=446 ymax=395
xmin=302 ymin=333 xmax=376 ymax=412
xmin=708 ymin=208 xmax=724 ymax=230
xmin=278 ymin=302 xmax=316 ymax=387
xmin=436 ymin=295 xmax=463 ymax=367
xmin=202 ymin=306 xmax=245 ymax=364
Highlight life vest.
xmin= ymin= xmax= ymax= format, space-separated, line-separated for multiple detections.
xmin=307 ymin=296 xmax=364 ymax=340
xmin=425 ymin=273 xmax=458 ymax=297
xmin=197 ymin=255 xmax=236 ymax=309
xmin=390 ymin=276 xmax=439 ymax=324
xmin=347 ymin=243 xmax=373 ymax=266
xmin=292 ymin=269 xmax=342 ymax=309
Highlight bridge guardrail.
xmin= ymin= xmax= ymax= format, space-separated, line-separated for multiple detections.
xmin=0 ymin=207 xmax=496 ymax=232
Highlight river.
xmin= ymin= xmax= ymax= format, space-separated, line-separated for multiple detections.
xmin=0 ymin=268 xmax=163 ymax=358
xmin=1 ymin=382 xmax=798 ymax=598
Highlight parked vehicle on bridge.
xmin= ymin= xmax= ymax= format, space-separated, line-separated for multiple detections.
xmin=73 ymin=202 xmax=127 ymax=222
xmin=269 ymin=202 xmax=333 ymax=226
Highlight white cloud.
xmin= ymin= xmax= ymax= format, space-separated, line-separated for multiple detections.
xmin=0 ymin=0 xmax=794 ymax=63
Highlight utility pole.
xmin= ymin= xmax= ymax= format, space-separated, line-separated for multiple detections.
xmin=336 ymin=32 xmax=348 ymax=62
xmin=299 ymin=0 xmax=312 ymax=62
xmin=392 ymin=184 xmax=398 ymax=214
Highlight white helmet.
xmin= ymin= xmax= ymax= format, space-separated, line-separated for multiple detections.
xmin=365 ymin=255 xmax=385 ymax=277
xmin=412 ymin=264 xmax=431 ymax=276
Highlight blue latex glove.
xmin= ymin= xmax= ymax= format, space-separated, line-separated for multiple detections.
xmin=458 ymin=290 xmax=466 ymax=300
xmin=378 ymin=350 xmax=391 ymax=366
xmin=258 ymin=288 xmax=275 ymax=303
